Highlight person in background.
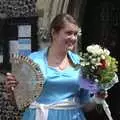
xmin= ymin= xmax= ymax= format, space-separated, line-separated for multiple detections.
xmin=5 ymin=13 xmax=107 ymax=120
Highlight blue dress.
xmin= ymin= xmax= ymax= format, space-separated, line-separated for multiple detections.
xmin=22 ymin=48 xmax=91 ymax=120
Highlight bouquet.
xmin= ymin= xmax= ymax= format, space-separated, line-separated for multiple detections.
xmin=79 ymin=44 xmax=119 ymax=120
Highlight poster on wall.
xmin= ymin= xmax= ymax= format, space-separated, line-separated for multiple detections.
xmin=9 ymin=40 xmax=19 ymax=57
xmin=9 ymin=39 xmax=31 ymax=57
xmin=18 ymin=25 xmax=31 ymax=38
xmin=18 ymin=39 xmax=31 ymax=56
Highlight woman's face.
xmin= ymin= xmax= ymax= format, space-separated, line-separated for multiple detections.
xmin=52 ymin=22 xmax=78 ymax=51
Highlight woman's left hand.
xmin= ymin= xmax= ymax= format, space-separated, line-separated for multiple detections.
xmin=96 ymin=89 xmax=108 ymax=99
xmin=93 ymin=90 xmax=108 ymax=104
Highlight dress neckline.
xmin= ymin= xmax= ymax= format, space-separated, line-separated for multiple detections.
xmin=44 ymin=47 xmax=74 ymax=72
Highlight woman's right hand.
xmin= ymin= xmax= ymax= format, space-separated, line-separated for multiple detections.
xmin=5 ymin=72 xmax=18 ymax=92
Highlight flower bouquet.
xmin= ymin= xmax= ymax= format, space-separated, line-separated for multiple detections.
xmin=79 ymin=44 xmax=119 ymax=120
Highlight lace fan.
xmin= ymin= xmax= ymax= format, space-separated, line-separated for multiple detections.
xmin=10 ymin=54 xmax=44 ymax=110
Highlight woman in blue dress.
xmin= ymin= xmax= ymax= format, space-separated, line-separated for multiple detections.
xmin=5 ymin=14 xmax=107 ymax=120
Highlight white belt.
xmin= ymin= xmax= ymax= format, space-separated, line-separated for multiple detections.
xmin=29 ymin=99 xmax=82 ymax=120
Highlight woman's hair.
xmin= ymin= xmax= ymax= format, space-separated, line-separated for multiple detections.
xmin=49 ymin=13 xmax=78 ymax=37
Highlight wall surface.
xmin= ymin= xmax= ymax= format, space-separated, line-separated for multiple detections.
xmin=36 ymin=0 xmax=70 ymax=48
xmin=0 ymin=0 xmax=37 ymax=18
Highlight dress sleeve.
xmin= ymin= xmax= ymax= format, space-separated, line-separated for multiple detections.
xmin=28 ymin=48 xmax=47 ymax=80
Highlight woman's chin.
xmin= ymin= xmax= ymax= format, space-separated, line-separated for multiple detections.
xmin=67 ymin=46 xmax=75 ymax=51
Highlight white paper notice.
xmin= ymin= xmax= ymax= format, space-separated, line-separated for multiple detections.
xmin=18 ymin=39 xmax=31 ymax=56
xmin=9 ymin=40 xmax=19 ymax=55
xmin=18 ymin=25 xmax=31 ymax=38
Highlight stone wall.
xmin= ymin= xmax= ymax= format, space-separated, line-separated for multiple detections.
xmin=0 ymin=0 xmax=37 ymax=18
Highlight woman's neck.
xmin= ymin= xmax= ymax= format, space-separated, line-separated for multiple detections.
xmin=48 ymin=45 xmax=67 ymax=60
xmin=47 ymin=46 xmax=70 ymax=70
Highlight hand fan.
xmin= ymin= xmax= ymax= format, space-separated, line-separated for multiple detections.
xmin=10 ymin=54 xmax=44 ymax=111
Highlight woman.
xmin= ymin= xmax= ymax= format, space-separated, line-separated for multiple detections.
xmin=5 ymin=14 xmax=107 ymax=120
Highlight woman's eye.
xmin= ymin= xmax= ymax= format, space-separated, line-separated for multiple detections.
xmin=66 ymin=31 xmax=78 ymax=37
xmin=74 ymin=32 xmax=78 ymax=36
xmin=66 ymin=31 xmax=72 ymax=35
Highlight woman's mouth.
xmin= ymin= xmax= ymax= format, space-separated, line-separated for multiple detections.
xmin=65 ymin=41 xmax=76 ymax=51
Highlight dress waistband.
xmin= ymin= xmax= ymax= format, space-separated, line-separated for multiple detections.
xmin=30 ymin=98 xmax=82 ymax=110
xmin=29 ymin=98 xmax=82 ymax=120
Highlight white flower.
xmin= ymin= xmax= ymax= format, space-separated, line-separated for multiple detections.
xmin=94 ymin=79 xmax=99 ymax=83
xmin=97 ymin=49 xmax=104 ymax=55
xmin=97 ymin=57 xmax=101 ymax=62
xmin=89 ymin=56 xmax=92 ymax=59
xmin=91 ymin=58 xmax=97 ymax=64
xmin=86 ymin=62 xmax=90 ymax=65
xmin=81 ymin=62 xmax=86 ymax=66
xmin=86 ymin=44 xmax=103 ymax=55
xmin=103 ymin=49 xmax=110 ymax=55
xmin=96 ymin=62 xmax=102 ymax=66
xmin=101 ymin=55 xmax=105 ymax=60
xmin=91 ymin=66 xmax=96 ymax=69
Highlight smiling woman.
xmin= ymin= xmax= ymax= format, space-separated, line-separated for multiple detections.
xmin=47 ymin=14 xmax=79 ymax=70
xmin=4 ymin=13 xmax=108 ymax=120
xmin=49 ymin=14 xmax=78 ymax=51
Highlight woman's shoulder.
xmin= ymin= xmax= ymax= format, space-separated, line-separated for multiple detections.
xmin=28 ymin=48 xmax=47 ymax=60
xmin=68 ymin=51 xmax=80 ymax=65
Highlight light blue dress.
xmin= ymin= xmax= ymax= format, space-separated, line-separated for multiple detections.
xmin=22 ymin=48 xmax=91 ymax=120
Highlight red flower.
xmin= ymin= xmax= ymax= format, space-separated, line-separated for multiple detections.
xmin=99 ymin=59 xmax=107 ymax=69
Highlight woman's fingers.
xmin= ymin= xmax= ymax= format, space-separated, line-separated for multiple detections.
xmin=96 ymin=90 xmax=108 ymax=99
xmin=5 ymin=72 xmax=18 ymax=91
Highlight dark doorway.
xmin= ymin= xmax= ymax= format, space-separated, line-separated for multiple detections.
xmin=0 ymin=17 xmax=38 ymax=72
xmin=82 ymin=0 xmax=120 ymax=120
